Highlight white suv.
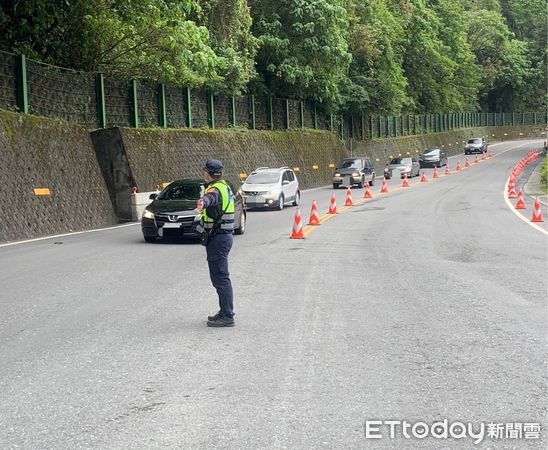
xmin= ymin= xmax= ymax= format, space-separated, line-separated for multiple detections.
xmin=241 ymin=167 xmax=300 ymax=210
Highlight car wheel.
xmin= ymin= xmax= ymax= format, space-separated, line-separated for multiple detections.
xmin=277 ymin=194 xmax=285 ymax=210
xmin=144 ymin=236 xmax=156 ymax=243
xmin=234 ymin=212 xmax=246 ymax=235
xmin=358 ymin=178 xmax=364 ymax=188
xmin=292 ymin=191 xmax=300 ymax=206
xmin=332 ymin=184 xmax=339 ymax=189
xmin=369 ymin=175 xmax=375 ymax=186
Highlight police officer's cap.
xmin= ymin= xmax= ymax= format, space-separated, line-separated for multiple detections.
xmin=203 ymin=159 xmax=224 ymax=176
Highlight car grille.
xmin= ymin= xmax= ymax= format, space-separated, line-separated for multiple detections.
xmin=155 ymin=214 xmax=195 ymax=224
xmin=243 ymin=191 xmax=266 ymax=196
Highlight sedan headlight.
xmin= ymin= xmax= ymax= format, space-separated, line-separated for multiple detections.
xmin=352 ymin=172 xmax=360 ymax=177
xmin=334 ymin=173 xmax=341 ymax=177
xmin=142 ymin=209 xmax=155 ymax=219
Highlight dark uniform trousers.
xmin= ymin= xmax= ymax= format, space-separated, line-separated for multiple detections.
xmin=205 ymin=233 xmax=234 ymax=317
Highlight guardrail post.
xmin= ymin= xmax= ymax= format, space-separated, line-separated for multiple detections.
xmin=130 ymin=79 xmax=139 ymax=128
xmin=15 ymin=54 xmax=29 ymax=114
xmin=300 ymin=100 xmax=305 ymax=129
xmin=533 ymin=111 xmax=537 ymax=125
xmin=267 ymin=97 xmax=273 ymax=129
xmin=158 ymin=83 xmax=167 ymax=128
xmin=185 ymin=87 xmax=192 ymax=128
xmin=330 ymin=113 xmax=334 ymax=132
xmin=250 ymin=94 xmax=256 ymax=129
xmin=285 ymin=99 xmax=290 ymax=129
xmin=207 ymin=91 xmax=215 ymax=129
xmin=511 ymin=112 xmax=515 ymax=126
xmin=313 ymin=103 xmax=318 ymax=130
xmin=95 ymin=73 xmax=106 ymax=128
xmin=370 ymin=115 xmax=374 ymax=138
xmin=231 ymin=96 xmax=237 ymax=128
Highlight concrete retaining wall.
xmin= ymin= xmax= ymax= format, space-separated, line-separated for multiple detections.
xmin=1 ymin=105 xmax=544 ymax=244
xmin=90 ymin=127 xmax=348 ymax=220
xmin=0 ymin=111 xmax=118 ymax=243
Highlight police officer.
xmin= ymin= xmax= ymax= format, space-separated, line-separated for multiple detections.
xmin=197 ymin=159 xmax=236 ymax=327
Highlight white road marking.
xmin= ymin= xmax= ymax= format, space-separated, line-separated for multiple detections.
xmin=503 ymin=175 xmax=547 ymax=236
xmin=0 ymin=222 xmax=140 ymax=248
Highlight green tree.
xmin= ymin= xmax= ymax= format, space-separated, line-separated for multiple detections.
xmin=465 ymin=8 xmax=530 ymax=110
xmin=249 ymin=0 xmax=352 ymax=108
xmin=402 ymin=0 xmax=460 ymax=112
xmin=342 ymin=0 xmax=412 ymax=115
xmin=431 ymin=0 xmax=481 ymax=110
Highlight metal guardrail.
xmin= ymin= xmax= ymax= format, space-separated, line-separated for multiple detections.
xmin=0 ymin=50 xmax=546 ymax=138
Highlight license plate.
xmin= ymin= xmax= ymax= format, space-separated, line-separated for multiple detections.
xmin=245 ymin=195 xmax=265 ymax=203
xmin=162 ymin=222 xmax=181 ymax=229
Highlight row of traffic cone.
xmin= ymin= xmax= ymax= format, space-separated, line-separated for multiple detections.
xmin=508 ymin=150 xmax=543 ymax=222
xmin=290 ymin=149 xmax=500 ymax=238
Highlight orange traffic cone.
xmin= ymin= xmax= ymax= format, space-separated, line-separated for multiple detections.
xmin=508 ymin=184 xmax=517 ymax=198
xmin=328 ymin=192 xmax=337 ymax=214
xmin=445 ymin=165 xmax=452 ymax=175
xmin=456 ymin=162 xmax=462 ymax=171
xmin=465 ymin=159 xmax=471 ymax=168
xmin=420 ymin=172 xmax=428 ymax=182
xmin=290 ymin=208 xmax=305 ymax=239
xmin=474 ymin=155 xmax=479 ymax=164
xmin=515 ymin=190 xmax=526 ymax=209
xmin=531 ymin=197 xmax=544 ymax=222
xmin=345 ymin=187 xmax=354 ymax=206
xmin=364 ymin=184 xmax=373 ymax=199
xmin=433 ymin=167 xmax=440 ymax=179
xmin=381 ymin=179 xmax=389 ymax=193
xmin=402 ymin=174 xmax=410 ymax=187
xmin=308 ymin=201 xmax=320 ymax=225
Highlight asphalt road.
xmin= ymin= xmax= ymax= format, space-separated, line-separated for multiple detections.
xmin=0 ymin=140 xmax=546 ymax=449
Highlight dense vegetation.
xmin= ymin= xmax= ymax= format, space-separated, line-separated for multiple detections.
xmin=1 ymin=0 xmax=545 ymax=114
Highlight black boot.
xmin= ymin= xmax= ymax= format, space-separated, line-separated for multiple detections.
xmin=207 ymin=315 xmax=235 ymax=327
xmin=207 ymin=311 xmax=223 ymax=321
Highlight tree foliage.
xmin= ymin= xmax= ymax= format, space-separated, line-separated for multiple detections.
xmin=249 ymin=0 xmax=352 ymax=107
xmin=0 ymin=0 xmax=544 ymax=112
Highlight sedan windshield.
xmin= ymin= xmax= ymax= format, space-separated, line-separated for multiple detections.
xmin=157 ymin=184 xmax=202 ymax=200
xmin=423 ymin=149 xmax=440 ymax=156
xmin=341 ymin=159 xmax=362 ymax=169
xmin=390 ymin=158 xmax=412 ymax=165
xmin=245 ymin=172 xmax=280 ymax=184
xmin=468 ymin=139 xmax=482 ymax=144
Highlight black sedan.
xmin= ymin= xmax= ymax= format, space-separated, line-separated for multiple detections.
xmin=419 ymin=148 xmax=448 ymax=168
xmin=141 ymin=179 xmax=246 ymax=242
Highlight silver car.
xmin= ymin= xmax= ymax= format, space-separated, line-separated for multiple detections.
xmin=241 ymin=167 xmax=300 ymax=210
xmin=465 ymin=137 xmax=488 ymax=155
xmin=332 ymin=157 xmax=376 ymax=189
xmin=385 ymin=157 xmax=420 ymax=179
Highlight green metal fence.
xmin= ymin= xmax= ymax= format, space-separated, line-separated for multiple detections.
xmin=0 ymin=50 xmax=546 ymax=138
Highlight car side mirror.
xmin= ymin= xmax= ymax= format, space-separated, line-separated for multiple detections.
xmin=149 ymin=193 xmax=157 ymax=200
xmin=282 ymin=180 xmax=290 ymax=185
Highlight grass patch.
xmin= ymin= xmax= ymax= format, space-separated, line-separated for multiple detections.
xmin=540 ymin=157 xmax=548 ymax=194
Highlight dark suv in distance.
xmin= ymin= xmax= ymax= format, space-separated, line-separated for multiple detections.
xmin=419 ymin=148 xmax=448 ymax=168
xmin=332 ymin=157 xmax=376 ymax=188
xmin=464 ymin=137 xmax=488 ymax=155
xmin=141 ymin=179 xmax=246 ymax=242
